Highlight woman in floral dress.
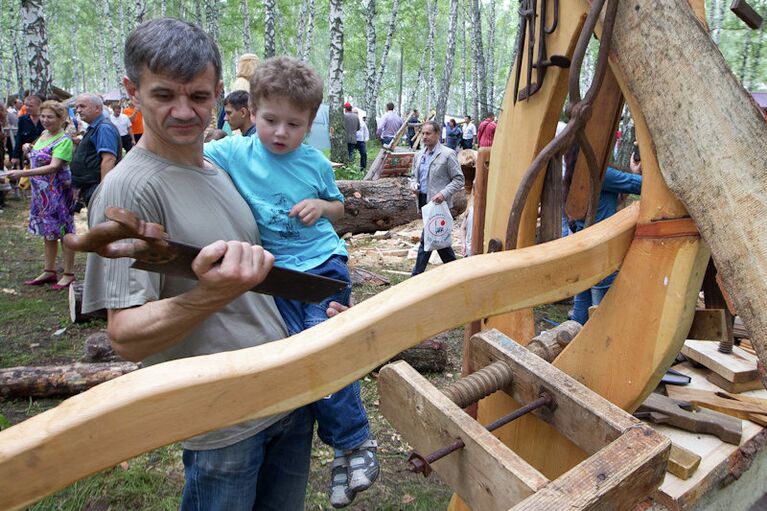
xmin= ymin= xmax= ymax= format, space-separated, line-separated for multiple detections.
xmin=7 ymin=100 xmax=76 ymax=289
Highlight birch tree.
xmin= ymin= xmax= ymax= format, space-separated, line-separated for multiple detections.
xmin=21 ymin=0 xmax=52 ymax=97
xmin=363 ymin=0 xmax=400 ymax=134
xmin=241 ymin=0 xmax=252 ymax=53
xmin=470 ymin=0 xmax=487 ymax=115
xmin=746 ymin=24 xmax=765 ymax=89
xmin=205 ymin=0 xmax=219 ymax=43
xmin=103 ymin=0 xmax=122 ymax=92
xmin=135 ymin=0 xmax=147 ymax=25
xmin=485 ymin=0 xmax=496 ymax=111
xmin=435 ymin=0 xmax=459 ymax=123
xmin=710 ymin=0 xmax=728 ymax=45
xmin=461 ymin=0 xmax=468 ymax=116
xmin=297 ymin=0 xmax=315 ymax=61
xmin=425 ymin=0 xmax=438 ymax=112
xmin=264 ymin=0 xmax=276 ymax=58
xmin=328 ymin=0 xmax=347 ymax=163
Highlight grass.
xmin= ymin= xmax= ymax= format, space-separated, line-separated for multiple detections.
xmin=0 ymin=193 xmax=569 ymax=510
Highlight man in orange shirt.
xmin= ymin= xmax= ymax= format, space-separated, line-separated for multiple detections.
xmin=123 ymin=99 xmax=144 ymax=143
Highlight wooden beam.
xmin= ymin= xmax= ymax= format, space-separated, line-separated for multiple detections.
xmin=681 ymin=340 xmax=760 ymax=383
xmin=378 ymin=362 xmax=548 ymax=511
xmin=687 ymin=309 xmax=727 ymax=342
xmin=0 ymin=205 xmax=639 ymax=511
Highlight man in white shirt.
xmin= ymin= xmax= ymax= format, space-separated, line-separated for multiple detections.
xmin=461 ymin=115 xmax=476 ymax=149
xmin=110 ymin=103 xmax=134 ymax=152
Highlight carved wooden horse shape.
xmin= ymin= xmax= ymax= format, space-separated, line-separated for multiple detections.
xmin=0 ymin=0 xmax=765 ymax=509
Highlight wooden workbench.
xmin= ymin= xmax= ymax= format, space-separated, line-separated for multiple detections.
xmin=645 ymin=362 xmax=767 ymax=511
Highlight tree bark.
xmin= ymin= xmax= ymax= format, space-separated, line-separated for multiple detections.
xmin=426 ymin=0 xmax=438 ymax=112
xmin=298 ymin=0 xmax=316 ymax=61
xmin=204 ymin=0 xmax=219 ymax=44
xmin=485 ymin=0 xmax=496 ymax=110
xmin=103 ymin=0 xmax=122 ymax=92
xmin=241 ymin=0 xmax=252 ymax=53
xmin=264 ymin=0 xmax=276 ymax=58
xmin=435 ymin=0 xmax=459 ymax=124
xmin=0 ymin=363 xmax=139 ymax=398
xmin=469 ymin=0 xmax=487 ymax=115
xmin=333 ymin=177 xmax=466 ymax=235
xmin=328 ymin=0 xmax=347 ymax=163
xmin=388 ymin=338 xmax=448 ymax=373
xmin=611 ymin=0 xmax=767 ymax=384
xmin=21 ymin=0 xmax=52 ymax=97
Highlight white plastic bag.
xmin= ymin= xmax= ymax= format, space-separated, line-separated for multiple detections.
xmin=421 ymin=200 xmax=453 ymax=251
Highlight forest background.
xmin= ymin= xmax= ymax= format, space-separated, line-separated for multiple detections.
xmin=1 ymin=0 xmax=766 ymax=163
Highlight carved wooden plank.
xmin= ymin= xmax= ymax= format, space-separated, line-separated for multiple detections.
xmin=510 ymin=427 xmax=668 ymax=511
xmin=667 ymin=443 xmax=701 ymax=480
xmin=469 ymin=330 xmax=637 ymax=454
xmin=378 ymin=362 xmax=548 ymax=511
xmin=564 ymin=66 xmax=624 ymax=220
xmin=610 ymin=0 xmax=767 ymax=382
xmin=0 ymin=206 xmax=639 ymax=511
xmin=681 ymin=340 xmax=760 ymax=383
xmin=687 ymin=309 xmax=727 ymax=342
xmin=665 ymin=386 xmax=767 ymax=424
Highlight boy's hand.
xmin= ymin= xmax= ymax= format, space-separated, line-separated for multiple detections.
xmin=289 ymin=199 xmax=325 ymax=226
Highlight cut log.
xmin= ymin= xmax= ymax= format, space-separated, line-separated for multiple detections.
xmin=83 ymin=331 xmax=123 ymax=363
xmin=68 ymin=282 xmax=107 ymax=324
xmin=349 ymin=267 xmax=390 ymax=286
xmin=388 ymin=337 xmax=448 ymax=373
xmin=0 ymin=362 xmax=139 ymax=398
xmin=333 ymin=178 xmax=466 ymax=236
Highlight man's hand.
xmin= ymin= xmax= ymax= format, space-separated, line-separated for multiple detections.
xmin=289 ymin=199 xmax=326 ymax=226
xmin=432 ymin=192 xmax=446 ymax=204
xmin=4 ymin=170 xmax=21 ymax=179
xmin=10 ymin=158 xmax=20 ymax=169
xmin=189 ymin=240 xmax=274 ymax=307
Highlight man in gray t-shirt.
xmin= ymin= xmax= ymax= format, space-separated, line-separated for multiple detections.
xmin=82 ymin=19 xmax=344 ymax=510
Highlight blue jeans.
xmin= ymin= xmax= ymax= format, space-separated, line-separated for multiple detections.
xmin=356 ymin=141 xmax=368 ymax=170
xmin=381 ymin=136 xmax=394 ymax=146
xmin=274 ymin=255 xmax=370 ymax=451
xmin=180 ymin=406 xmax=314 ymax=511
xmin=347 ymin=142 xmax=356 ymax=163
xmin=412 ymin=194 xmax=457 ymax=276
xmin=572 ymin=271 xmax=617 ymax=324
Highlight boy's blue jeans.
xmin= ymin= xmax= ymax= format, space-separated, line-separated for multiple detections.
xmin=274 ymin=254 xmax=370 ymax=451
xmin=571 ymin=271 xmax=617 ymax=325
xmin=180 ymin=406 xmax=314 ymax=511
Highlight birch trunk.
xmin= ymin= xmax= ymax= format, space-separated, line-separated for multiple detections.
xmin=205 ymin=0 xmax=219 ymax=43
xmin=264 ymin=0 xmax=276 ymax=58
xmin=298 ymin=0 xmax=314 ymax=62
xmin=135 ymin=0 xmax=147 ymax=25
xmin=485 ymin=0 xmax=495 ymax=111
xmin=103 ymin=0 xmax=122 ymax=92
xmin=426 ymin=0 xmax=437 ymax=112
xmin=21 ymin=0 xmax=52 ymax=97
xmin=738 ymin=30 xmax=753 ymax=84
xmin=710 ymin=0 xmax=727 ymax=46
xmin=746 ymin=24 xmax=765 ymax=89
xmin=610 ymin=0 xmax=767 ymax=383
xmin=161 ymin=0 xmax=166 ymax=16
xmin=328 ymin=0 xmax=347 ymax=163
xmin=241 ymin=0 xmax=252 ymax=53
xmin=470 ymin=0 xmax=487 ymax=115
xmin=461 ymin=0 xmax=468 ymax=116
xmin=363 ymin=0 xmax=400 ymax=135
xmin=435 ymin=0 xmax=459 ymax=123
xmin=194 ymin=0 xmax=202 ymax=27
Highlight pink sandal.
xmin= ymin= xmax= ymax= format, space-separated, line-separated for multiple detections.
xmin=25 ymin=269 xmax=58 ymax=286
xmin=51 ymin=273 xmax=76 ymax=291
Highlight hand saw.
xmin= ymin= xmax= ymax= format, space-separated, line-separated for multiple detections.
xmin=63 ymin=207 xmax=347 ymax=303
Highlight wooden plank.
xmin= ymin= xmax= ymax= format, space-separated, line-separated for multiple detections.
xmin=650 ymin=362 xmax=767 ymax=511
xmin=469 ymin=330 xmax=638 ymax=454
xmin=706 ymin=371 xmax=765 ymax=393
xmin=378 ymin=361 xmax=548 ymax=511
xmin=510 ymin=427 xmax=669 ymax=511
xmin=687 ymin=309 xmax=727 ymax=342
xmin=636 ymin=392 xmax=742 ymax=444
xmin=564 ymin=65 xmax=624 ymax=221
xmin=681 ymin=339 xmax=759 ymax=383
xmin=665 ymin=386 xmax=767 ymax=424
xmin=538 ymin=157 xmax=563 ymax=244
xmin=0 ymin=205 xmax=640 ymax=511
xmin=667 ymin=443 xmax=701 ymax=480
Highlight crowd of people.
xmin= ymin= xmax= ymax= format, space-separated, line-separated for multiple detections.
xmin=0 ymin=14 xmax=646 ymax=511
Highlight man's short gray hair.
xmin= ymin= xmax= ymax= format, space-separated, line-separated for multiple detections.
xmin=124 ymin=17 xmax=222 ymax=85
xmin=77 ymin=93 xmax=103 ymax=108
xmin=423 ymin=120 xmax=441 ymax=134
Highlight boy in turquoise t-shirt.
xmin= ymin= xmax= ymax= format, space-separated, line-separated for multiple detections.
xmin=204 ymin=56 xmax=376 ymax=509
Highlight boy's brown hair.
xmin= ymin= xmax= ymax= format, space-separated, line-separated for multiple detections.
xmin=249 ymin=56 xmax=324 ymax=125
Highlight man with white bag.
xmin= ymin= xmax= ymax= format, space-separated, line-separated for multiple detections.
xmin=409 ymin=120 xmax=465 ymax=275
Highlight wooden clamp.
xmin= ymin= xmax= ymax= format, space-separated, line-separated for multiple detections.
xmin=379 ymin=329 xmax=670 ymax=511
